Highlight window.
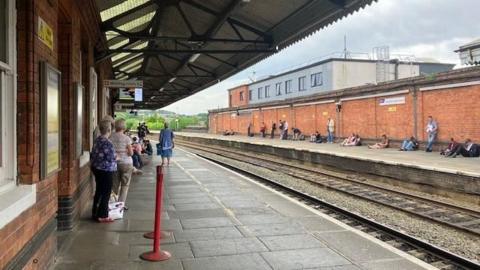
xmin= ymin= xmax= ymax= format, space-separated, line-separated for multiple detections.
xmin=0 ymin=0 xmax=16 ymax=184
xmin=265 ymin=85 xmax=270 ymax=98
xmin=275 ymin=82 xmax=282 ymax=96
xmin=258 ymin=87 xmax=263 ymax=99
xmin=298 ymin=76 xmax=306 ymax=91
xmin=285 ymin=80 xmax=292 ymax=94
xmin=249 ymin=90 xmax=252 ymax=101
xmin=311 ymin=72 xmax=323 ymax=87
xmin=0 ymin=0 xmax=6 ymax=63
xmin=239 ymin=91 xmax=244 ymax=101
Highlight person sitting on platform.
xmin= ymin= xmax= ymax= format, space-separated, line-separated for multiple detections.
xmin=354 ymin=134 xmax=362 ymax=146
xmin=450 ymin=139 xmax=479 ymax=158
xmin=399 ymin=136 xmax=419 ymax=151
xmin=292 ymin=127 xmax=302 ymax=140
xmin=368 ymin=134 xmax=389 ymax=149
xmin=310 ymin=131 xmax=322 ymax=143
xmin=344 ymin=133 xmax=361 ymax=147
xmin=142 ymin=140 xmax=153 ymax=156
xmin=340 ymin=133 xmax=356 ymax=146
xmin=223 ymin=129 xmax=231 ymax=136
xmin=440 ymin=138 xmax=459 ymax=157
xmin=131 ymin=137 xmax=143 ymax=169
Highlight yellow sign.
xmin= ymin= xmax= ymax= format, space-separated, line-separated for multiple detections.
xmin=322 ymin=111 xmax=328 ymax=116
xmin=38 ymin=17 xmax=54 ymax=50
xmin=388 ymin=106 xmax=397 ymax=112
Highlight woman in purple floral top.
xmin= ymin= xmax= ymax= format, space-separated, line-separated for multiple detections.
xmin=90 ymin=119 xmax=117 ymax=222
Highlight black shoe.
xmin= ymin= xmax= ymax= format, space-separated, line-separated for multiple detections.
xmin=425 ymin=149 xmax=432 ymax=152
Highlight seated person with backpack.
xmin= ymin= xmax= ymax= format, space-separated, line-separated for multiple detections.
xmin=399 ymin=136 xmax=419 ymax=151
xmin=341 ymin=133 xmax=356 ymax=146
xmin=368 ymin=134 xmax=389 ymax=149
xmin=143 ymin=140 xmax=153 ymax=156
xmin=310 ymin=131 xmax=323 ymax=143
xmin=450 ymin=139 xmax=479 ymax=158
xmin=441 ymin=138 xmax=459 ymax=157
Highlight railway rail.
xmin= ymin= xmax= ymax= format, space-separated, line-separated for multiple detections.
xmin=177 ymin=140 xmax=480 ymax=270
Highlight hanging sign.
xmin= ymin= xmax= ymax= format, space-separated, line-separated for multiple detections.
xmin=104 ymin=80 xmax=143 ymax=88
xmin=38 ymin=17 xmax=54 ymax=50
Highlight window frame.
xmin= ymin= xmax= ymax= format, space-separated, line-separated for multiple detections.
xmin=239 ymin=91 xmax=244 ymax=101
xmin=0 ymin=0 xmax=17 ymax=184
xmin=298 ymin=76 xmax=306 ymax=91
xmin=275 ymin=82 xmax=282 ymax=96
xmin=248 ymin=90 xmax=252 ymax=101
xmin=311 ymin=72 xmax=323 ymax=87
xmin=257 ymin=87 xmax=263 ymax=99
xmin=285 ymin=80 xmax=292 ymax=94
xmin=264 ymin=85 xmax=270 ymax=98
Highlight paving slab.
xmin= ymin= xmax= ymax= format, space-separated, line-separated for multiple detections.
xmin=259 ymin=234 xmax=326 ymax=250
xmin=261 ymin=248 xmax=353 ymax=270
xmin=190 ymin=237 xmax=269 ymax=257
xmin=182 ymin=253 xmax=272 ymax=270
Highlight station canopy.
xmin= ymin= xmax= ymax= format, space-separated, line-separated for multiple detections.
xmin=95 ymin=0 xmax=375 ymax=109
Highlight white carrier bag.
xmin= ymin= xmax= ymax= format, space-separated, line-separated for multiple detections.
xmin=108 ymin=201 xmax=125 ymax=220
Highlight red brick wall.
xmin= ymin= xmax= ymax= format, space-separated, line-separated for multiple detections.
xmin=228 ymin=85 xmax=249 ymax=108
xmin=4 ymin=0 xmax=112 ymax=268
xmin=0 ymin=177 xmax=57 ymax=269
xmin=419 ymin=85 xmax=480 ymax=142
xmin=209 ymin=74 xmax=480 ymax=143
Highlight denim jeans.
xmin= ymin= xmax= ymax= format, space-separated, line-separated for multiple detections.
xmin=401 ymin=140 xmax=414 ymax=151
xmin=426 ymin=133 xmax=436 ymax=151
xmin=327 ymin=131 xmax=334 ymax=143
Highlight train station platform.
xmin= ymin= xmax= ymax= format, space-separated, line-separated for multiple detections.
xmin=176 ymin=132 xmax=480 ymax=200
xmin=52 ymin=150 xmax=434 ymax=270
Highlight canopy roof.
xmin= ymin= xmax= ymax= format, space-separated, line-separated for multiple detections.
xmin=95 ymin=0 xmax=376 ymax=109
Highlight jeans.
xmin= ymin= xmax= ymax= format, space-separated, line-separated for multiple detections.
xmin=327 ymin=131 xmax=334 ymax=143
xmin=426 ymin=133 xmax=436 ymax=151
xmin=132 ymin=153 xmax=143 ymax=168
xmin=401 ymin=140 xmax=414 ymax=151
xmin=92 ymin=168 xmax=113 ymax=219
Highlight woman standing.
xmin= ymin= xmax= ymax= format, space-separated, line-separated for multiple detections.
xmin=90 ymin=120 xmax=117 ymax=223
xmin=159 ymin=122 xmax=175 ymax=166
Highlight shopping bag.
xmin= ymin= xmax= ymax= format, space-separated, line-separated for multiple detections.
xmin=108 ymin=201 xmax=125 ymax=220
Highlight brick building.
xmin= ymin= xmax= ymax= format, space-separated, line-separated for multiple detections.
xmin=209 ymin=66 xmax=480 ymax=146
xmin=228 ymin=84 xmax=249 ymax=108
xmin=0 ymin=0 xmax=113 ymax=268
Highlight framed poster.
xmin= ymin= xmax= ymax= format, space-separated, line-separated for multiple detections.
xmin=41 ymin=62 xmax=61 ymax=179
xmin=75 ymin=82 xmax=84 ymax=157
xmin=89 ymin=67 xmax=98 ymax=149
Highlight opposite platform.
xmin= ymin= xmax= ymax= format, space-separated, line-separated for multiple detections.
xmin=53 ymin=149 xmax=434 ymax=270
xmin=176 ymin=132 xmax=480 ymax=199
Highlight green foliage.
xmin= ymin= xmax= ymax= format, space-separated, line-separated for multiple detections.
xmin=125 ymin=118 xmax=140 ymax=130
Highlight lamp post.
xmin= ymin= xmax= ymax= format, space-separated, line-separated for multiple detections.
xmin=175 ymin=119 xmax=179 ymax=131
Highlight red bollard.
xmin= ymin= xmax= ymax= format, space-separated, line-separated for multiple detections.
xmin=140 ymin=165 xmax=171 ymax=261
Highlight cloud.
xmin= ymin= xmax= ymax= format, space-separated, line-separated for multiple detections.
xmin=164 ymin=0 xmax=480 ymax=115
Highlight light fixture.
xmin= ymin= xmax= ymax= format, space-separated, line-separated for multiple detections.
xmin=159 ymin=87 xmax=164 ymax=92
xmin=188 ymin=53 xmax=201 ymax=63
xmin=168 ymin=77 xmax=176 ymax=83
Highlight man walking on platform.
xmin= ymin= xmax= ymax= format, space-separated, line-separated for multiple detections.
xmin=270 ymin=121 xmax=277 ymax=139
xmin=327 ymin=117 xmax=335 ymax=143
xmin=425 ymin=116 xmax=438 ymax=152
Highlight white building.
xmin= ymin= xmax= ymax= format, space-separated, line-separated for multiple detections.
xmin=247 ymin=58 xmax=454 ymax=105
xmin=456 ymin=39 xmax=480 ymax=65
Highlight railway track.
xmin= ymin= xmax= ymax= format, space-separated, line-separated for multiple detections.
xmin=177 ymin=140 xmax=480 ymax=236
xmin=177 ymin=140 xmax=480 ymax=270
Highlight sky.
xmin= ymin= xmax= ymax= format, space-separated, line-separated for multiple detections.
xmin=163 ymin=0 xmax=480 ymax=115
